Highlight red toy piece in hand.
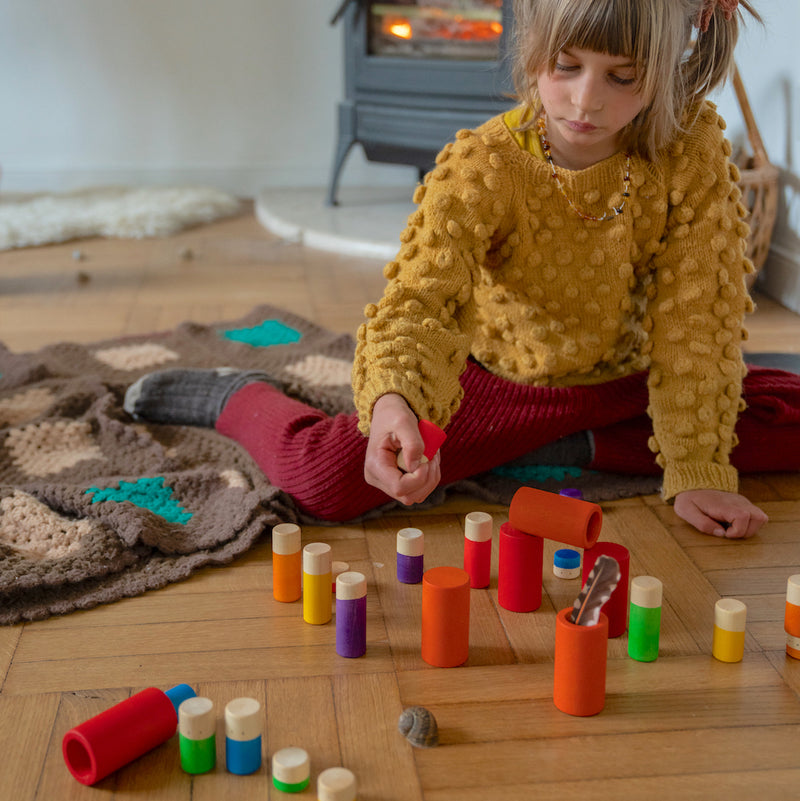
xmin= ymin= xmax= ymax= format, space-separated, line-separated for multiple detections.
xmin=397 ymin=419 xmax=446 ymax=472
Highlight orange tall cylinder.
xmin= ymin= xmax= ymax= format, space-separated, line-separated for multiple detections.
xmin=421 ymin=566 xmax=470 ymax=668
xmin=553 ymin=608 xmax=609 ymax=716
xmin=786 ymin=575 xmax=800 ymax=660
xmin=508 ymin=487 xmax=602 ymax=549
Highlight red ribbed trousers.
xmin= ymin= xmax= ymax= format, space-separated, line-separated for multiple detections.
xmin=215 ymin=361 xmax=800 ymax=522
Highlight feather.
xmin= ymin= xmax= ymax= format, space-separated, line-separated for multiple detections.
xmin=569 ymin=554 xmax=621 ymax=626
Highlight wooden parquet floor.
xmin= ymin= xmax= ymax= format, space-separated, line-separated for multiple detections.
xmin=1 ymin=208 xmax=799 ymax=800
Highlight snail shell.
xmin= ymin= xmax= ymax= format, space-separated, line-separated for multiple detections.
xmin=397 ymin=706 xmax=439 ymax=748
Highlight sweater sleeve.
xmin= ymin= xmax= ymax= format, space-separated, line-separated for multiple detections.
xmin=351 ymin=127 xmax=508 ymax=435
xmin=645 ymin=104 xmax=755 ymax=499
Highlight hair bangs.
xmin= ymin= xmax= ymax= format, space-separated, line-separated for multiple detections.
xmin=547 ymin=0 xmax=642 ymax=63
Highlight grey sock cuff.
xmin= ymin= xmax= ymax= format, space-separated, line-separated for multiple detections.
xmin=214 ymin=370 xmax=279 ymax=417
xmin=124 ymin=368 xmax=280 ymax=427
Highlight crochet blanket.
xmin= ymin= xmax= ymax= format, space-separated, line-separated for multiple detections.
xmin=0 ymin=306 xmax=660 ymax=624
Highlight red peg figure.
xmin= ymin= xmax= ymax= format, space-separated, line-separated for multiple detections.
xmin=509 ymin=487 xmax=602 ymax=549
xmin=582 ymin=542 xmax=630 ymax=638
xmin=463 ymin=511 xmax=493 ymax=589
xmin=62 ymin=683 xmax=196 ymax=785
xmin=396 ymin=419 xmax=446 ymax=472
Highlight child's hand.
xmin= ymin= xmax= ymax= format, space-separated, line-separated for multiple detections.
xmin=364 ymin=393 xmax=441 ymax=506
xmin=673 ymin=489 xmax=768 ymax=539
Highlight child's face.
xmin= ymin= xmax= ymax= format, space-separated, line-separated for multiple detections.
xmin=536 ymin=48 xmax=647 ymax=169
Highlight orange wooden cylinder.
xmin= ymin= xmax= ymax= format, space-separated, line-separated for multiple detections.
xmin=553 ymin=607 xmax=609 ymax=716
xmin=786 ymin=575 xmax=800 ymax=659
xmin=421 ymin=566 xmax=470 ymax=668
xmin=509 ymin=487 xmax=602 ymax=549
xmin=273 ymin=552 xmax=302 ymax=603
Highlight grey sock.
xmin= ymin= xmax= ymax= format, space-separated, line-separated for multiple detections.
xmin=508 ymin=431 xmax=595 ymax=468
xmin=124 ymin=368 xmax=278 ymax=426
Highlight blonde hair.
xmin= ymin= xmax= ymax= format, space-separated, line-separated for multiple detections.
xmin=511 ymin=0 xmax=761 ymax=158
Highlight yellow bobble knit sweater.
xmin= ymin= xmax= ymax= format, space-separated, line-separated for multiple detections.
xmin=352 ymin=101 xmax=755 ymax=500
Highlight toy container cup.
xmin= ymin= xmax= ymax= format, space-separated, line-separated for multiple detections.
xmin=553 ymin=608 xmax=609 ymax=716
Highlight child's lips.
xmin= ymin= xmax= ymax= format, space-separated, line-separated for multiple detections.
xmin=566 ymin=120 xmax=597 ymax=133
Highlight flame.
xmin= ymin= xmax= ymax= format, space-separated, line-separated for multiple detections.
xmin=380 ymin=12 xmax=502 ymax=44
xmin=388 ymin=20 xmax=413 ymax=40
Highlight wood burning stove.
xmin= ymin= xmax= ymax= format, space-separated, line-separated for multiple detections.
xmin=327 ymin=0 xmax=514 ymax=205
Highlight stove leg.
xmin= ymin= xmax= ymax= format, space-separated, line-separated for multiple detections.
xmin=326 ymin=101 xmax=358 ymax=206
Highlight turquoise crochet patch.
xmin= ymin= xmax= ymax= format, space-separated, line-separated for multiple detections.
xmin=492 ymin=464 xmax=585 ymax=483
xmin=86 ymin=477 xmax=193 ymax=524
xmin=220 ymin=319 xmax=302 ymax=347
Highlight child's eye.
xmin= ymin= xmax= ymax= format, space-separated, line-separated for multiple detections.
xmin=555 ymin=62 xmax=578 ymax=72
xmin=610 ymin=74 xmax=637 ymax=86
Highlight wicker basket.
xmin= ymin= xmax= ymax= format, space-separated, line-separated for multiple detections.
xmin=731 ymin=64 xmax=779 ymax=286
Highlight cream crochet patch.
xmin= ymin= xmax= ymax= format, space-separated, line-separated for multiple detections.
xmin=0 ymin=387 xmax=56 ymax=426
xmin=0 ymin=490 xmax=92 ymax=559
xmin=284 ymin=354 xmax=353 ymax=387
xmin=220 ymin=469 xmax=251 ymax=490
xmin=92 ymin=342 xmax=180 ymax=371
xmin=5 ymin=420 xmax=106 ymax=477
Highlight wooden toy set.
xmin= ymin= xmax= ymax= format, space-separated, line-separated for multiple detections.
xmin=60 ymin=427 xmax=800 ymax=789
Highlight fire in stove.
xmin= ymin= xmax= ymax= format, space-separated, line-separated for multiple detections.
xmin=370 ymin=1 xmax=503 ymax=60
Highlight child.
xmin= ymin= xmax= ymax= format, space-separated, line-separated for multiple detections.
xmin=126 ymin=0 xmax=800 ymax=538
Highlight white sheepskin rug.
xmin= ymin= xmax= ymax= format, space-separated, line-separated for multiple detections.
xmin=0 ymin=186 xmax=242 ymax=249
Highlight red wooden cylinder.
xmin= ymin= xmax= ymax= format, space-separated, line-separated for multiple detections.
xmin=498 ymin=522 xmax=543 ymax=612
xmin=62 ymin=687 xmax=179 ymax=785
xmin=553 ymin=608 xmax=609 ymax=716
xmin=581 ymin=542 xmax=630 ymax=638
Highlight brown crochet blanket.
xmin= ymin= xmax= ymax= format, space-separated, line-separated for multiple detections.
xmin=0 ymin=306 xmax=660 ymax=624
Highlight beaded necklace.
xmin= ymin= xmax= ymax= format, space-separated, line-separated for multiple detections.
xmin=537 ymin=117 xmax=631 ymax=223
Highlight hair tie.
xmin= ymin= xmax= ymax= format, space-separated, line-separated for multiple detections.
xmin=696 ymin=0 xmax=739 ymax=33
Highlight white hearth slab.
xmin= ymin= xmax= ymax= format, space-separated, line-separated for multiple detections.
xmin=255 ymin=186 xmax=416 ymax=261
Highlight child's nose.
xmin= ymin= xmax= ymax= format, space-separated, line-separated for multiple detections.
xmin=572 ymin=74 xmax=604 ymax=113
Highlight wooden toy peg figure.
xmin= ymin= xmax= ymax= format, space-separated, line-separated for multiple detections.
xmin=126 ymin=0 xmax=800 ymax=539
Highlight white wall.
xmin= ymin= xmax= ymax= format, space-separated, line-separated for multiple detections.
xmin=0 ymin=1 xmax=797 ymax=305
xmin=0 ymin=0 xmax=416 ymax=195
xmin=0 ymin=1 xmax=795 ymax=193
